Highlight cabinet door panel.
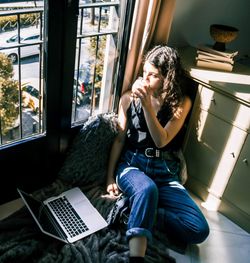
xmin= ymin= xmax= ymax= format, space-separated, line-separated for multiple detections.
xmin=223 ymin=136 xmax=250 ymax=214
xmin=199 ymin=88 xmax=250 ymax=131
xmin=183 ymin=107 xmax=245 ymax=195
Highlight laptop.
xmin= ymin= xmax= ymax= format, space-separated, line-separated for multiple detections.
xmin=17 ymin=187 xmax=108 ymax=243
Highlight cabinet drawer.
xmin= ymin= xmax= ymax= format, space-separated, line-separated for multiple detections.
xmin=223 ymin=135 xmax=250 ymax=215
xmin=199 ymin=87 xmax=250 ymax=131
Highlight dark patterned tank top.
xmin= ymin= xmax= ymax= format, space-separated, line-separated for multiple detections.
xmin=126 ymin=99 xmax=184 ymax=151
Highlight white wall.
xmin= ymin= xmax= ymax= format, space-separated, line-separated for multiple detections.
xmin=168 ymin=0 xmax=250 ymax=57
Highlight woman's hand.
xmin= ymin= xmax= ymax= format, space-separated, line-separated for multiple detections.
xmin=106 ymin=178 xmax=119 ymax=196
xmin=131 ymin=77 xmax=151 ymax=108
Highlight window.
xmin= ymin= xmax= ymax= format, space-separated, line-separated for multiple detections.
xmin=0 ymin=0 xmax=133 ymax=146
xmin=0 ymin=0 xmax=134 ymax=203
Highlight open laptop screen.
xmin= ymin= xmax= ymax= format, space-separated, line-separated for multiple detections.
xmin=17 ymin=189 xmax=66 ymax=241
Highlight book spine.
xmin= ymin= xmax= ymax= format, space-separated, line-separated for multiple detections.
xmin=196 ymin=51 xmax=234 ymax=64
xmin=197 ymin=45 xmax=238 ymax=58
xmin=196 ymin=55 xmax=234 ymax=65
xmin=196 ymin=59 xmax=233 ymax=72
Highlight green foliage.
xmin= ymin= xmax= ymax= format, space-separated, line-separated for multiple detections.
xmin=0 ymin=13 xmax=40 ymax=32
xmin=0 ymin=53 xmax=19 ymax=135
xmin=89 ymin=35 xmax=107 ymax=88
xmin=0 ymin=52 xmax=14 ymax=79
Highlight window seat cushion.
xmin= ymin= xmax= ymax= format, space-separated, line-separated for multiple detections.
xmin=57 ymin=112 xmax=119 ymax=188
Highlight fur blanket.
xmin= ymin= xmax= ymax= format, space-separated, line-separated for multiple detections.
xmin=0 ymin=113 xmax=176 ymax=263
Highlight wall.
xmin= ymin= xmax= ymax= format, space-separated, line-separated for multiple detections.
xmin=168 ymin=0 xmax=250 ymax=58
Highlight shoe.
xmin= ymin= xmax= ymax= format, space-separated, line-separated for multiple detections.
xmin=107 ymin=195 xmax=129 ymax=226
xmin=167 ymin=236 xmax=187 ymax=254
xmin=153 ymin=227 xmax=187 ymax=255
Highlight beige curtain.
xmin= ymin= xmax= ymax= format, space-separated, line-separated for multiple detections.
xmin=121 ymin=0 xmax=176 ymax=93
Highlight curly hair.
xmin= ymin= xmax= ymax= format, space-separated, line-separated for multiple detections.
xmin=143 ymin=45 xmax=186 ymax=117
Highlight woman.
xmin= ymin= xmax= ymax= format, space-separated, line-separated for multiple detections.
xmin=106 ymin=45 xmax=209 ymax=263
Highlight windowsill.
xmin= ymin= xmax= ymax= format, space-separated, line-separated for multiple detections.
xmin=0 ymin=198 xmax=24 ymax=221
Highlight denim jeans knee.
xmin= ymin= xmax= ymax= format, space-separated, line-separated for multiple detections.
xmin=156 ymin=185 xmax=210 ymax=244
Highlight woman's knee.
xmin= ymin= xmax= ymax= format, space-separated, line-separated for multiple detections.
xmin=156 ymin=208 xmax=210 ymax=244
xmin=192 ymin=220 xmax=210 ymax=243
xmin=139 ymin=180 xmax=158 ymax=201
xmin=181 ymin=217 xmax=210 ymax=244
xmin=131 ymin=180 xmax=159 ymax=213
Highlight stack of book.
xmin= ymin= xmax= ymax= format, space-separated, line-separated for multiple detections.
xmin=196 ymin=44 xmax=238 ymax=72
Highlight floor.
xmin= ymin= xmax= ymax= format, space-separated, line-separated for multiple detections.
xmin=169 ymin=194 xmax=250 ymax=263
xmin=0 ymin=194 xmax=250 ymax=263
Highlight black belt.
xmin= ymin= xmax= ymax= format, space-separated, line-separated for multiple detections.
xmin=128 ymin=146 xmax=177 ymax=160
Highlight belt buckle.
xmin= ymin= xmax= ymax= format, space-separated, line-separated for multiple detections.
xmin=155 ymin=149 xmax=160 ymax=158
xmin=145 ymin=148 xmax=154 ymax=158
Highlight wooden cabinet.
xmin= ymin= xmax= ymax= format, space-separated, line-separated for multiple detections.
xmin=179 ymin=46 xmax=250 ymax=233
xmin=183 ymin=84 xmax=248 ymax=203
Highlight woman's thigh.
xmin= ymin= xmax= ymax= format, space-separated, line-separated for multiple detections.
xmin=116 ymin=162 xmax=157 ymax=199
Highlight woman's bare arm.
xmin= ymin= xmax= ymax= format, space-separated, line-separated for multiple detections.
xmin=106 ymin=91 xmax=131 ymax=196
xmin=143 ymin=96 xmax=192 ymax=148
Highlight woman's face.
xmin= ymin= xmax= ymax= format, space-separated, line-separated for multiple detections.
xmin=143 ymin=61 xmax=163 ymax=93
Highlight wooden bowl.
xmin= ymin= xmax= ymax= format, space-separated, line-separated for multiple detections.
xmin=210 ymin=24 xmax=238 ymax=51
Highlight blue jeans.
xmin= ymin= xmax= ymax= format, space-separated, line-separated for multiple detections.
xmin=115 ymin=150 xmax=209 ymax=244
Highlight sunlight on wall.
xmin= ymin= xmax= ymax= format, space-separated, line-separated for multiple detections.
xmin=196 ymin=85 xmax=213 ymax=142
xmin=196 ymin=110 xmax=209 ymax=143
xmin=189 ymin=68 xmax=250 ymax=85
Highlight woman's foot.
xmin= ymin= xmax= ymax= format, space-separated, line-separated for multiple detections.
xmin=129 ymin=256 xmax=144 ymax=263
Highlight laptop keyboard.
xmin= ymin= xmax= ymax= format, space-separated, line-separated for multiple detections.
xmin=48 ymin=196 xmax=89 ymax=238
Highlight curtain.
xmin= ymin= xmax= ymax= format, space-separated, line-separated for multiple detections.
xmin=122 ymin=0 xmax=176 ymax=93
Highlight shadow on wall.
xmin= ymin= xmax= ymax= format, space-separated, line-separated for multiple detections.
xmin=168 ymin=0 xmax=250 ymax=57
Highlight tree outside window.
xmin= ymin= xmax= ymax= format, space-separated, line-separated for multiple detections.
xmin=0 ymin=53 xmax=19 ymax=136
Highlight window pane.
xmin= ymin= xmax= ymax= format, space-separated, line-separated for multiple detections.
xmin=0 ymin=3 xmax=44 ymax=146
xmin=72 ymin=0 xmax=127 ymax=124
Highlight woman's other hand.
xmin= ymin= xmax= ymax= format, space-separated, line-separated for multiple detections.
xmin=131 ymin=77 xmax=151 ymax=107
xmin=107 ymin=178 xmax=119 ymax=196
